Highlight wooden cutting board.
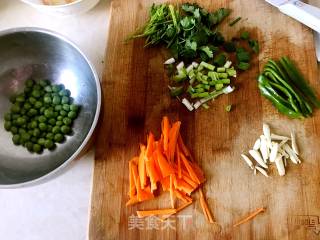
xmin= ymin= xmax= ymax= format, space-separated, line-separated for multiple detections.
xmin=89 ymin=0 xmax=320 ymax=239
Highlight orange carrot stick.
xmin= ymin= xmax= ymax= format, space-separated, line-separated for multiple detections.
xmin=132 ymin=162 xmax=143 ymax=201
xmin=156 ymin=147 xmax=175 ymax=177
xmin=161 ymin=176 xmax=170 ymax=191
xmin=180 ymin=153 xmax=201 ymax=184
xmin=161 ymin=201 xmax=193 ymax=221
xmin=145 ymin=155 xmax=160 ymax=192
xmin=168 ymin=121 xmax=181 ymax=163
xmin=176 ymin=144 xmax=182 ymax=178
xmin=138 ymin=144 xmax=147 ymax=189
xmin=136 ymin=208 xmax=177 ymax=218
xmin=129 ymin=159 xmax=137 ymax=198
xmin=146 ymin=132 xmax=155 ymax=159
xmin=139 ymin=185 xmax=154 ymax=202
xmin=233 ymin=207 xmax=266 ymax=227
xmin=174 ymin=189 xmax=193 ymax=203
xmin=126 ymin=195 xmax=139 ymax=206
xmin=152 ymin=150 xmax=162 ymax=179
xmin=175 ymin=178 xmax=194 ymax=195
xmin=161 ymin=116 xmax=170 ymax=154
xmin=199 ymin=188 xmax=214 ymax=223
xmin=169 ymin=174 xmax=175 ymax=208
xmin=178 ymin=134 xmax=191 ymax=158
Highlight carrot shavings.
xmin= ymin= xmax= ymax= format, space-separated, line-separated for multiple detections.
xmin=233 ymin=207 xmax=266 ymax=227
xmin=126 ymin=116 xmax=212 ymax=224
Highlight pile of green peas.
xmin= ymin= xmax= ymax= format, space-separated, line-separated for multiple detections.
xmin=3 ymin=79 xmax=80 ymax=154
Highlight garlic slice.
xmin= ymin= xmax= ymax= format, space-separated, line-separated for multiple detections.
xmin=278 ymin=139 xmax=288 ymax=148
xmin=269 ymin=143 xmax=279 ymax=162
xmin=271 ymin=134 xmax=289 ymax=141
xmin=275 ymin=154 xmax=285 ymax=176
xmin=259 ymin=136 xmax=269 ymax=163
xmin=241 ymin=154 xmax=254 ymax=169
xmin=249 ymin=150 xmax=268 ymax=168
xmin=255 ymin=166 xmax=269 ymax=177
xmin=253 ymin=138 xmax=261 ymax=150
xmin=291 ymin=131 xmax=299 ymax=155
xmin=283 ymin=144 xmax=301 ymax=164
xmin=263 ymin=123 xmax=272 ymax=148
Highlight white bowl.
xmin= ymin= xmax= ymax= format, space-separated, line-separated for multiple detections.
xmin=20 ymin=0 xmax=100 ymax=16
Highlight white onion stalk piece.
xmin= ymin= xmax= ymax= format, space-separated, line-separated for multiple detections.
xmin=241 ymin=154 xmax=254 ymax=170
xmin=164 ymin=58 xmax=175 ymax=65
xmin=275 ymin=154 xmax=285 ymax=176
xmin=259 ymin=136 xmax=269 ymax=163
xmin=181 ymin=98 xmax=194 ymax=111
xmin=224 ymin=60 xmax=232 ymax=68
xmin=255 ymin=166 xmax=269 ymax=177
xmin=253 ymin=168 xmax=257 ymax=175
xmin=176 ymin=61 xmax=184 ymax=71
xmin=263 ymin=123 xmax=272 ymax=148
xmin=186 ymin=64 xmax=194 ymax=73
xmin=253 ymin=138 xmax=261 ymax=150
xmin=269 ymin=143 xmax=279 ymax=162
xmin=249 ymin=150 xmax=268 ymax=168
xmin=271 ymin=134 xmax=289 ymax=141
xmin=192 ymin=62 xmax=199 ymax=68
xmin=291 ymin=131 xmax=299 ymax=155
xmin=193 ymin=101 xmax=201 ymax=109
xmin=283 ymin=144 xmax=301 ymax=164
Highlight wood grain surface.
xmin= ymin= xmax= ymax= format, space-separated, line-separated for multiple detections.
xmin=89 ymin=0 xmax=320 ymax=239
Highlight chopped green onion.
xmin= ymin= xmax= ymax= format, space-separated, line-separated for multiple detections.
xmin=218 ymin=73 xmax=228 ymax=79
xmin=200 ymin=61 xmax=215 ymax=71
xmin=202 ymin=103 xmax=210 ymax=109
xmin=198 ymin=92 xmax=210 ymax=98
xmin=225 ymin=104 xmax=232 ymax=112
xmin=217 ymin=67 xmax=226 ymax=73
xmin=169 ymin=86 xmax=184 ymax=97
xmin=215 ymin=83 xmax=224 ymax=90
xmin=229 ymin=17 xmax=241 ymax=27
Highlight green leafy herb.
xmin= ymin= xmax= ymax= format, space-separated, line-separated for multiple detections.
xmin=248 ymin=39 xmax=259 ymax=53
xmin=240 ymin=31 xmax=250 ymax=40
xmin=237 ymin=62 xmax=250 ymax=70
xmin=236 ymin=51 xmax=250 ymax=62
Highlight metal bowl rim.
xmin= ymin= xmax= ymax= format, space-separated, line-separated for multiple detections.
xmin=0 ymin=27 xmax=101 ymax=188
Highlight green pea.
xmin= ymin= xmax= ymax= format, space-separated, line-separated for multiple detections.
xmin=27 ymin=109 xmax=37 ymax=117
xmin=44 ymin=139 xmax=54 ymax=149
xmin=47 ymin=125 xmax=53 ymax=133
xmin=33 ymin=84 xmax=42 ymax=91
xmin=21 ymin=133 xmax=31 ymax=142
xmin=63 ymin=117 xmax=72 ymax=125
xmin=68 ymin=111 xmax=77 ymax=119
xmin=39 ymin=107 xmax=45 ymax=114
xmin=39 ymin=79 xmax=49 ymax=87
xmin=23 ymin=102 xmax=32 ymax=110
xmin=52 ymin=96 xmax=60 ymax=105
xmin=39 ymin=123 xmax=47 ymax=131
xmin=24 ymin=86 xmax=32 ymax=94
xmin=10 ymin=126 xmax=18 ymax=134
xmin=18 ymin=128 xmax=26 ymax=135
xmin=44 ymin=96 xmax=51 ymax=104
xmin=12 ymin=114 xmax=19 ymax=120
xmin=25 ymin=142 xmax=34 ymax=152
xmin=56 ymin=121 xmax=63 ymax=126
xmin=61 ymin=96 xmax=69 ymax=104
xmin=44 ymin=109 xmax=54 ymax=118
xmin=38 ymin=116 xmax=47 ymax=123
xmin=25 ymin=79 xmax=35 ymax=87
xmin=11 ymin=104 xmax=20 ymax=113
xmin=55 ymin=105 xmax=62 ymax=111
xmin=32 ymin=128 xmax=41 ymax=137
xmin=60 ymin=110 xmax=67 ymax=116
xmin=58 ymin=84 xmax=65 ymax=90
xmin=4 ymin=121 xmax=11 ymax=131
xmin=52 ymin=85 xmax=60 ymax=92
xmin=31 ymin=136 xmax=38 ymax=143
xmin=34 ymin=101 xmax=42 ymax=109
xmin=41 ymin=132 xmax=46 ymax=138
xmin=54 ymin=133 xmax=64 ymax=143
xmin=33 ymin=144 xmax=42 ymax=153
xmin=30 ymin=121 xmax=37 ymax=129
xmin=44 ymin=86 xmax=52 ymax=92
xmin=29 ymin=97 xmax=37 ymax=105
xmin=12 ymin=134 xmax=20 ymax=145
xmin=38 ymin=138 xmax=46 ymax=146
xmin=52 ymin=126 xmax=60 ymax=134
xmin=16 ymin=117 xmax=26 ymax=126
xmin=46 ymin=133 xmax=54 ymax=140
xmin=57 ymin=116 xmax=63 ymax=121
xmin=48 ymin=119 xmax=56 ymax=125
xmin=4 ymin=113 xmax=11 ymax=121
xmin=53 ymin=112 xmax=58 ymax=118
xmin=59 ymin=89 xmax=71 ymax=97
xmin=31 ymin=89 xmax=41 ymax=98
xmin=62 ymin=104 xmax=70 ymax=111
xmin=16 ymin=95 xmax=25 ymax=103
xmin=61 ymin=125 xmax=71 ymax=134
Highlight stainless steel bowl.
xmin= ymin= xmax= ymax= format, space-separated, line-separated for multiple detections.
xmin=0 ymin=28 xmax=101 ymax=187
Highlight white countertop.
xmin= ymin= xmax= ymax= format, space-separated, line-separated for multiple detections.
xmin=0 ymin=1 xmax=110 ymax=239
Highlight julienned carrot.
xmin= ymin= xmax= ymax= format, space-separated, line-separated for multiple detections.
xmin=161 ymin=176 xmax=170 ymax=191
xmin=126 ymin=196 xmax=139 ymax=206
xmin=156 ymin=147 xmax=175 ymax=177
xmin=129 ymin=159 xmax=137 ymax=198
xmin=169 ymin=174 xmax=175 ymax=208
xmin=162 ymin=116 xmax=170 ymax=154
xmin=175 ymin=178 xmax=194 ymax=195
xmin=174 ymin=189 xmax=192 ymax=203
xmin=146 ymin=132 xmax=155 ymax=158
xmin=160 ymin=201 xmax=193 ymax=221
xmin=168 ymin=121 xmax=181 ymax=163
xmin=132 ymin=161 xmax=143 ymax=201
xmin=191 ymin=162 xmax=206 ymax=183
xmin=176 ymin=144 xmax=182 ymax=179
xmin=138 ymin=144 xmax=147 ymax=189
xmin=139 ymin=185 xmax=154 ymax=201
xmin=137 ymin=208 xmax=177 ymax=218
xmin=233 ymin=207 xmax=266 ymax=227
xmin=178 ymin=134 xmax=191 ymax=158
xmin=199 ymin=188 xmax=214 ymax=223
xmin=145 ymin=155 xmax=160 ymax=192
xmin=180 ymin=153 xmax=201 ymax=184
